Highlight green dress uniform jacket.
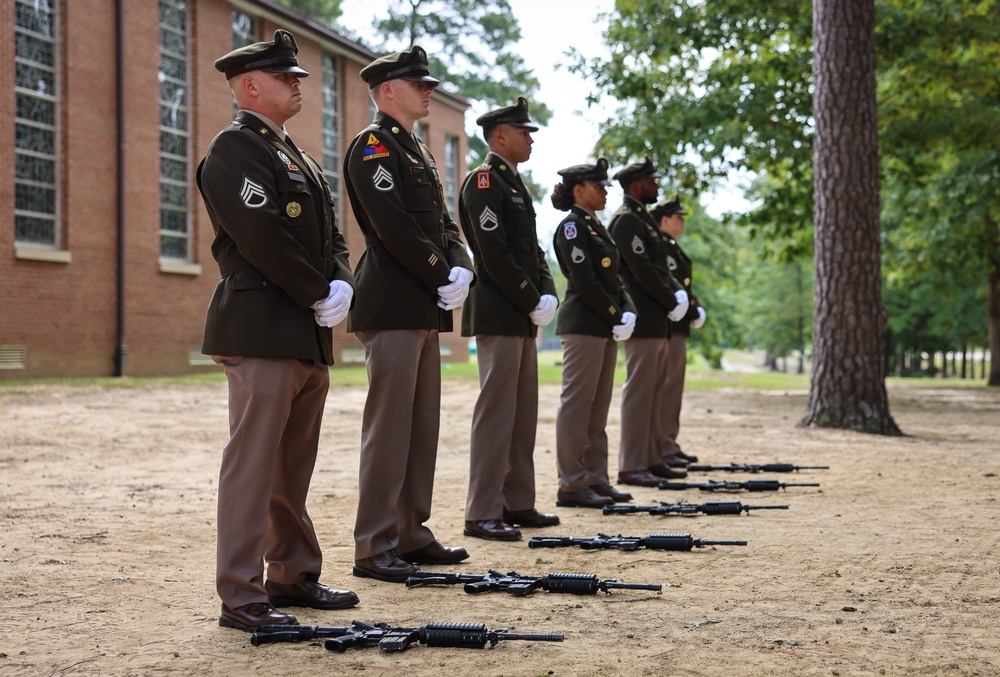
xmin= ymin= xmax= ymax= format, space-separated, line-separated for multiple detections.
xmin=344 ymin=112 xmax=473 ymax=332
xmin=553 ymin=206 xmax=636 ymax=339
xmin=459 ymin=152 xmax=555 ymax=338
xmin=198 ymin=111 xmax=354 ymax=366
xmin=663 ymin=235 xmax=702 ymax=336
xmin=609 ymin=196 xmax=684 ymax=339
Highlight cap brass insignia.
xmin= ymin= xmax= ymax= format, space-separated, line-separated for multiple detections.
xmin=286 ymin=201 xmax=302 ymax=218
xmin=601 ymin=257 xmax=611 ymax=268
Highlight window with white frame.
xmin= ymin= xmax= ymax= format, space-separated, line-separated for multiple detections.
xmin=444 ymin=135 xmax=459 ymax=218
xmin=14 ymin=0 xmax=59 ymax=248
xmin=158 ymin=0 xmax=190 ymax=260
xmin=322 ymin=53 xmax=342 ymax=223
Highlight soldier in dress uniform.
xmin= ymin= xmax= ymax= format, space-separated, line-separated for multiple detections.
xmin=651 ymin=196 xmax=706 ymax=466
xmin=343 ymin=46 xmax=474 ymax=583
xmin=199 ymin=29 xmax=358 ymax=632
xmin=458 ymin=97 xmax=561 ymax=541
xmin=608 ymin=157 xmax=690 ymax=487
xmin=551 ymin=159 xmax=638 ymax=508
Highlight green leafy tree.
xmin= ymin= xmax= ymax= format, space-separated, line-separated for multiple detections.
xmin=272 ymin=0 xmax=344 ymax=27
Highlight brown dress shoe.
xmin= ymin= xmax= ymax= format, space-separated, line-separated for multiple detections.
xmin=464 ymin=519 xmax=521 ymax=541
xmin=503 ymin=508 xmax=560 ymax=528
xmin=662 ymin=454 xmax=690 ymax=468
xmin=676 ymin=450 xmax=699 ymax=463
xmin=265 ymin=578 xmax=360 ymax=610
xmin=556 ymin=488 xmax=613 ymax=508
xmin=353 ymin=549 xmax=418 ymax=583
xmin=649 ymin=462 xmax=688 ymax=479
xmin=618 ymin=469 xmax=663 ymax=487
xmin=219 ymin=602 xmax=297 ymax=632
xmin=590 ymin=483 xmax=633 ymax=503
xmin=399 ymin=540 xmax=470 ymax=565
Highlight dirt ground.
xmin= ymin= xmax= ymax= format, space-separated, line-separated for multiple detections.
xmin=2 ymin=367 xmax=999 ymax=677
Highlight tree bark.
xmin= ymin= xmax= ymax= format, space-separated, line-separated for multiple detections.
xmin=985 ymin=214 xmax=1000 ymax=386
xmin=798 ymin=0 xmax=902 ymax=434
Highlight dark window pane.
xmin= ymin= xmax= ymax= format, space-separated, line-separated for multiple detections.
xmin=160 ymin=156 xmax=186 ymax=182
xmin=160 ymin=208 xmax=188 ymax=233
xmin=16 ymin=122 xmax=55 ymax=154
xmin=16 ymin=31 xmax=55 ymax=66
xmin=160 ymin=131 xmax=188 ymax=158
xmin=15 ymin=1 xmax=55 ymax=37
xmin=16 ymin=93 xmax=55 ymax=126
xmin=15 ymin=153 xmax=55 ymax=183
xmin=159 ymin=80 xmax=187 ymax=107
xmin=160 ymin=233 xmax=188 ymax=259
xmin=15 ymin=215 xmax=56 ymax=244
xmin=160 ymin=104 xmax=188 ymax=130
xmin=15 ymin=62 xmax=56 ymax=95
xmin=16 ymin=183 xmax=56 ymax=214
xmin=161 ymin=182 xmax=188 ymax=208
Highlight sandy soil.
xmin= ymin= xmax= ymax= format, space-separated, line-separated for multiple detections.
xmin=2 ymin=372 xmax=999 ymax=677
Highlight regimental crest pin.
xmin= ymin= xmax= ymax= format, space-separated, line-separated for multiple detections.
xmin=479 ymin=206 xmax=499 ymax=231
xmin=631 ymin=235 xmax=645 ymax=255
xmin=372 ymin=164 xmax=394 ymax=192
xmin=240 ymin=176 xmax=267 ymax=208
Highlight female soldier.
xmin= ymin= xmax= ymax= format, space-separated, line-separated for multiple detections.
xmin=551 ymin=159 xmax=637 ymax=508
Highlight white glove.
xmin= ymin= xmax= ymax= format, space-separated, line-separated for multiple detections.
xmin=529 ymin=294 xmax=559 ymax=326
xmin=312 ymin=280 xmax=353 ymax=328
xmin=667 ymin=289 xmax=690 ymax=322
xmin=612 ymin=311 xmax=636 ymax=342
xmin=436 ymin=266 xmax=474 ymax=311
xmin=691 ymin=306 xmax=707 ymax=329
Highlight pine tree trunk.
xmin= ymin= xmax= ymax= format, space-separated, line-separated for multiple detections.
xmin=798 ymin=0 xmax=902 ymax=434
xmin=985 ymin=215 xmax=1000 ymax=386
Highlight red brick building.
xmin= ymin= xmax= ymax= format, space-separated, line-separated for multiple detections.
xmin=0 ymin=0 xmax=470 ymax=378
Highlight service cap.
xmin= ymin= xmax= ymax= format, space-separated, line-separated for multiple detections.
xmin=557 ymin=158 xmax=611 ymax=186
xmin=214 ymin=30 xmax=309 ymax=80
xmin=613 ymin=156 xmax=661 ymax=187
xmin=651 ymin=195 xmax=689 ymax=220
xmin=360 ymin=45 xmax=440 ymax=88
xmin=477 ymin=97 xmax=539 ymax=132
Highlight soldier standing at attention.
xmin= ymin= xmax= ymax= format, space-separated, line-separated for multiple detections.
xmin=199 ymin=30 xmax=359 ymax=631
xmin=652 ymin=196 xmax=706 ymax=466
xmin=551 ymin=159 xmax=638 ymax=509
xmin=459 ymin=97 xmax=561 ymax=542
xmin=344 ymin=46 xmax=474 ymax=582
xmin=608 ymin=158 xmax=690 ymax=488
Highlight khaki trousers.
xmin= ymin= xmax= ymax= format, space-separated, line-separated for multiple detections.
xmin=353 ymin=329 xmax=440 ymax=560
xmin=556 ymin=334 xmax=617 ymax=492
xmin=619 ymin=337 xmax=669 ymax=472
xmin=657 ymin=332 xmax=689 ymax=458
xmin=214 ymin=356 xmax=327 ymax=609
xmin=465 ymin=335 xmax=539 ymax=521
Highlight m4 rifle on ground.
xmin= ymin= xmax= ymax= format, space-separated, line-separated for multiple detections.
xmin=405 ymin=569 xmax=662 ymax=596
xmin=687 ymin=463 xmax=829 ymax=473
xmin=250 ymin=620 xmax=564 ymax=651
xmin=527 ymin=532 xmax=747 ymax=551
xmin=602 ymin=500 xmax=789 ymax=516
xmin=658 ymin=479 xmax=820 ymax=492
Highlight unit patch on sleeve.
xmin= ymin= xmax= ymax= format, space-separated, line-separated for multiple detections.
xmin=563 ymin=221 xmax=578 ymax=240
xmin=362 ymin=133 xmax=391 ymax=161
xmin=477 ymin=171 xmax=491 ymax=189
xmin=240 ymin=176 xmax=268 ymax=209
xmin=479 ymin=206 xmax=499 ymax=231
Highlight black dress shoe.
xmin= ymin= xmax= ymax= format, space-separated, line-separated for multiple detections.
xmin=399 ymin=540 xmax=470 ymax=565
xmin=503 ymin=508 xmax=560 ymax=528
xmin=353 ymin=549 xmax=418 ymax=583
xmin=618 ymin=469 xmax=663 ymax=487
xmin=464 ymin=519 xmax=521 ymax=541
xmin=662 ymin=454 xmax=690 ymax=468
xmin=219 ymin=602 xmax=297 ymax=632
xmin=556 ymin=488 xmax=613 ymax=508
xmin=675 ymin=450 xmax=699 ymax=463
xmin=265 ymin=579 xmax=360 ymax=610
xmin=649 ymin=462 xmax=688 ymax=479
xmin=589 ymin=483 xmax=633 ymax=503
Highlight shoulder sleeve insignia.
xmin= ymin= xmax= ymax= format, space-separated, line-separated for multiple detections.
xmin=564 ymin=221 xmax=578 ymax=239
xmin=477 ymin=171 xmax=491 ymax=189
xmin=363 ymin=133 xmax=391 ymax=161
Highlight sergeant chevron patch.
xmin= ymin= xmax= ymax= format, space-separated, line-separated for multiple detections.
xmin=631 ymin=235 xmax=645 ymax=255
xmin=372 ymin=164 xmax=394 ymax=192
xmin=240 ymin=176 xmax=267 ymax=208
xmin=479 ymin=206 xmax=499 ymax=231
